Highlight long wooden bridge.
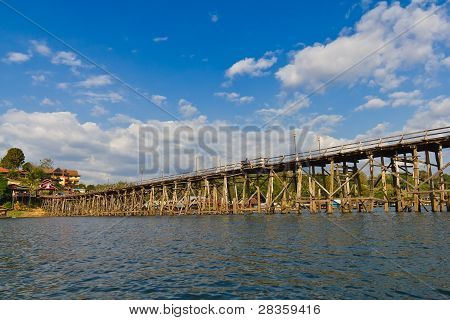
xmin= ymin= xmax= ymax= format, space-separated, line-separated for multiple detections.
xmin=41 ymin=127 xmax=450 ymax=216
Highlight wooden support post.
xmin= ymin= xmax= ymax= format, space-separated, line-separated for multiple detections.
xmin=425 ymin=150 xmax=437 ymax=212
xmin=213 ymin=185 xmax=218 ymax=213
xmin=309 ymin=166 xmax=317 ymax=213
xmin=435 ymin=145 xmax=446 ymax=212
xmin=391 ymin=157 xmax=402 ymax=212
xmin=368 ymin=155 xmax=374 ymax=212
xmin=327 ymin=160 xmax=334 ymax=214
xmin=266 ymin=170 xmax=274 ymax=214
xmin=234 ymin=181 xmax=239 ymax=214
xmin=256 ymin=186 xmax=261 ymax=214
xmin=381 ymin=157 xmax=389 ymax=212
xmin=223 ymin=175 xmax=228 ymax=213
xmin=242 ymin=175 xmax=247 ymax=212
xmin=412 ymin=147 xmax=421 ymax=212
xmin=353 ymin=161 xmax=362 ymax=212
xmin=342 ymin=162 xmax=350 ymax=213
xmin=296 ymin=166 xmax=303 ymax=213
xmin=204 ymin=179 xmax=211 ymax=213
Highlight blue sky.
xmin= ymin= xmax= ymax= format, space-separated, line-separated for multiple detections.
xmin=0 ymin=0 xmax=449 ymax=183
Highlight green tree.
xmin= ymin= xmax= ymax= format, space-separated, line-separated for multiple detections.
xmin=22 ymin=162 xmax=34 ymax=172
xmin=0 ymin=176 xmax=8 ymax=202
xmin=1 ymin=148 xmax=25 ymax=169
xmin=25 ymin=166 xmax=45 ymax=192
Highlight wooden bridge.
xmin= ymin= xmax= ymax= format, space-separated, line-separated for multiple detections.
xmin=41 ymin=127 xmax=450 ymax=216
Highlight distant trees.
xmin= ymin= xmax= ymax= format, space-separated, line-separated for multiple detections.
xmin=0 ymin=148 xmax=25 ymax=169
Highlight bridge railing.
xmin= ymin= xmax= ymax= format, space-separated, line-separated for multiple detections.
xmin=132 ymin=126 xmax=450 ymax=187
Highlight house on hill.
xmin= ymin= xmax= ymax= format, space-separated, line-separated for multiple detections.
xmin=44 ymin=168 xmax=81 ymax=188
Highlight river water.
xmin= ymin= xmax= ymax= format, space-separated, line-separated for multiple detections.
xmin=0 ymin=212 xmax=448 ymax=299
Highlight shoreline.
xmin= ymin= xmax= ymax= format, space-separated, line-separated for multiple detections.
xmin=5 ymin=208 xmax=48 ymax=218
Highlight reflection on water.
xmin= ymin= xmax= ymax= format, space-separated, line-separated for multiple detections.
xmin=0 ymin=212 xmax=448 ymax=299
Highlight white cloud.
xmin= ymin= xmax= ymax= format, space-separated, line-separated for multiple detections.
xmin=441 ymin=56 xmax=450 ymax=68
xmin=307 ymin=114 xmax=345 ymax=134
xmin=90 ymin=105 xmax=108 ymax=116
xmin=354 ymin=122 xmax=390 ymax=140
xmin=51 ymin=51 xmax=82 ymax=67
xmin=150 ymin=95 xmax=167 ymax=107
xmin=355 ymin=96 xmax=388 ymax=111
xmin=30 ymin=40 xmax=51 ymax=56
xmin=3 ymin=52 xmax=32 ymax=63
xmin=31 ymin=73 xmax=46 ymax=84
xmin=40 ymin=97 xmax=56 ymax=106
xmin=404 ymin=96 xmax=450 ymax=131
xmin=210 ymin=14 xmax=219 ymax=23
xmin=276 ymin=2 xmax=450 ymax=91
xmin=153 ymin=36 xmax=168 ymax=42
xmin=79 ymin=91 xmax=124 ymax=104
xmin=225 ymin=51 xmax=278 ymax=79
xmin=257 ymin=94 xmax=310 ymax=118
xmin=57 ymin=82 xmax=69 ymax=90
xmin=109 ymin=113 xmax=141 ymax=125
xmin=355 ymin=90 xmax=424 ymax=111
xmin=214 ymin=92 xmax=255 ymax=104
xmin=77 ymin=75 xmax=113 ymax=88
xmin=388 ymin=89 xmax=423 ymax=107
xmin=178 ymin=99 xmax=199 ymax=117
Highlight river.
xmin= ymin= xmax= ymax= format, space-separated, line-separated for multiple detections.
xmin=0 ymin=212 xmax=448 ymax=299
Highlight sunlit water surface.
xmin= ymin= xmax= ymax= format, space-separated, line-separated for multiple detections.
xmin=0 ymin=212 xmax=448 ymax=299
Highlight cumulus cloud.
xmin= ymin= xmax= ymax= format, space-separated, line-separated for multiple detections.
xmin=109 ymin=113 xmax=141 ymax=125
xmin=257 ymin=94 xmax=310 ymax=120
xmin=0 ymin=109 xmax=140 ymax=183
xmin=442 ymin=56 xmax=450 ymax=68
xmin=90 ymin=105 xmax=108 ymax=116
xmin=356 ymin=97 xmax=388 ymax=111
xmin=178 ymin=99 xmax=199 ymax=117
xmin=30 ymin=40 xmax=51 ymax=56
xmin=153 ymin=36 xmax=168 ymax=42
xmin=31 ymin=73 xmax=46 ymax=84
xmin=79 ymin=91 xmax=124 ymax=104
xmin=40 ymin=97 xmax=57 ymax=106
xmin=214 ymin=92 xmax=254 ymax=104
xmin=51 ymin=51 xmax=82 ymax=67
xmin=404 ymin=96 xmax=450 ymax=131
xmin=276 ymin=2 xmax=450 ymax=91
xmin=354 ymin=122 xmax=391 ymax=140
xmin=77 ymin=75 xmax=113 ymax=88
xmin=57 ymin=82 xmax=69 ymax=90
xmin=2 ymin=52 xmax=32 ymax=63
xmin=150 ymin=95 xmax=167 ymax=107
xmin=389 ymin=89 xmax=423 ymax=107
xmin=225 ymin=51 xmax=278 ymax=79
xmin=355 ymin=90 xmax=424 ymax=111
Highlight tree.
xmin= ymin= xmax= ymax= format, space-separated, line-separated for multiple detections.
xmin=25 ymin=166 xmax=45 ymax=192
xmin=22 ymin=162 xmax=34 ymax=172
xmin=0 ymin=176 xmax=8 ymax=201
xmin=39 ymin=158 xmax=54 ymax=169
xmin=1 ymin=148 xmax=25 ymax=169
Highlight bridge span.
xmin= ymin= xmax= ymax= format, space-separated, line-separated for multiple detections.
xmin=41 ymin=127 xmax=450 ymax=215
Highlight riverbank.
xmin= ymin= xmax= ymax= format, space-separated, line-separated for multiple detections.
xmin=5 ymin=208 xmax=48 ymax=218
